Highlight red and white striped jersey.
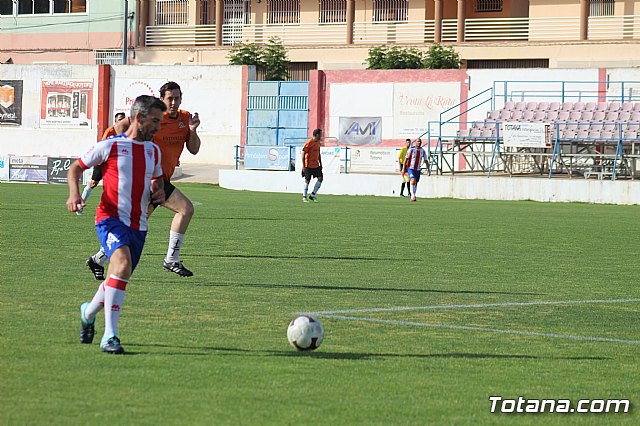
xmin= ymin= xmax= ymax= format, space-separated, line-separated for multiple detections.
xmin=78 ymin=136 xmax=162 ymax=231
xmin=405 ymin=146 xmax=427 ymax=170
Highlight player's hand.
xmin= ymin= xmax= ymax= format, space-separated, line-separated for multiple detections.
xmin=151 ymin=188 xmax=166 ymax=205
xmin=189 ymin=112 xmax=200 ymax=131
xmin=66 ymin=196 xmax=85 ymax=213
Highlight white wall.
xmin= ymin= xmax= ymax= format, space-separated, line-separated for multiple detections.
xmin=220 ymin=170 xmax=640 ymax=205
xmin=0 ymin=65 xmax=99 ymax=158
xmin=0 ymin=64 xmax=245 ymax=166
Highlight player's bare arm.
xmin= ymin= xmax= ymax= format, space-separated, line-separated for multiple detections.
xmin=150 ymin=178 xmax=166 ymax=205
xmin=66 ymin=160 xmax=85 ymax=212
xmin=186 ymin=112 xmax=201 ymax=155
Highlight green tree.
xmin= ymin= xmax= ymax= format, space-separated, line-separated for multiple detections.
xmin=227 ymin=37 xmax=290 ymax=81
xmin=424 ymin=43 xmax=461 ymax=69
xmin=366 ymin=46 xmax=424 ymax=70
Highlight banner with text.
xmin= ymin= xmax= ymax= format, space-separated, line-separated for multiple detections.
xmin=47 ymin=157 xmax=76 ymax=184
xmin=349 ymin=148 xmax=397 ymax=173
xmin=503 ymin=123 xmax=550 ymax=148
xmin=244 ymin=146 xmax=291 ymax=170
xmin=0 ymin=80 xmax=23 ymax=125
xmin=41 ymin=80 xmax=93 ymax=128
xmin=295 ymin=147 xmax=341 ymax=174
xmin=9 ymin=156 xmax=48 ymax=182
xmin=339 ymin=117 xmax=382 ymax=145
xmin=112 ymin=79 xmax=164 ymax=116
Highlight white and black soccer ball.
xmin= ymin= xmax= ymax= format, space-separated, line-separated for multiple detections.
xmin=287 ymin=316 xmax=324 ymax=351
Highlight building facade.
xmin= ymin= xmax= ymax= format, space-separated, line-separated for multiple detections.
xmin=2 ymin=1 xmax=640 ymax=70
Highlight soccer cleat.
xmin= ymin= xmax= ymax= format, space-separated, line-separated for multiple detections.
xmin=76 ymin=205 xmax=84 ymax=215
xmin=79 ymin=302 xmax=95 ymax=344
xmin=309 ymin=195 xmax=318 ymax=202
xmin=410 ymin=196 xmax=417 ymax=202
xmin=400 ymin=193 xmax=406 ymax=197
xmin=303 ymin=197 xmax=309 ymax=203
xmin=101 ymin=336 xmax=125 ymax=354
xmin=163 ymin=260 xmax=194 ymax=277
xmin=86 ymin=256 xmax=105 ymax=281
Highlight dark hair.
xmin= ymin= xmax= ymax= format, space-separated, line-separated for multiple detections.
xmin=114 ymin=112 xmax=126 ymax=120
xmin=130 ymin=95 xmax=167 ymax=118
xmin=405 ymin=138 xmax=411 ymax=142
xmin=159 ymin=81 xmax=182 ymax=98
xmin=312 ymin=128 xmax=322 ymax=137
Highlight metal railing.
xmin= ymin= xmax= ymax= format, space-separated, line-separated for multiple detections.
xmin=145 ymin=15 xmax=640 ymax=46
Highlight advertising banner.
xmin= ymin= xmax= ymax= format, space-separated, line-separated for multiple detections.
xmin=349 ymin=148 xmax=398 ymax=173
xmin=0 ymin=156 xmax=8 ymax=181
xmin=41 ymin=80 xmax=93 ymax=128
xmin=295 ymin=147 xmax=341 ymax=174
xmin=393 ymin=82 xmax=459 ymax=137
xmin=338 ymin=117 xmax=382 ymax=145
xmin=9 ymin=156 xmax=48 ymax=182
xmin=0 ymin=80 xmax=23 ymax=125
xmin=47 ymin=157 xmax=76 ymax=184
xmin=244 ymin=146 xmax=292 ymax=170
xmin=112 ymin=79 xmax=164 ymax=116
xmin=503 ymin=123 xmax=550 ymax=148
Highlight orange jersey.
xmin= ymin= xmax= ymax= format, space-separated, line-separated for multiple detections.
xmin=302 ymin=138 xmax=321 ymax=168
xmin=101 ymin=125 xmax=117 ymax=140
xmin=153 ymin=110 xmax=191 ymax=180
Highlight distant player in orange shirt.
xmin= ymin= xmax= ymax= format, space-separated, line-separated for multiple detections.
xmin=78 ymin=112 xmax=126 ymax=214
xmin=86 ymin=81 xmax=201 ymax=279
xmin=302 ymin=128 xmax=323 ymax=203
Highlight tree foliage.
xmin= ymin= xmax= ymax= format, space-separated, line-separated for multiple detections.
xmin=366 ymin=44 xmax=460 ymax=70
xmin=227 ymin=37 xmax=290 ymax=81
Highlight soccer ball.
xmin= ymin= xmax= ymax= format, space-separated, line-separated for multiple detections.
xmin=287 ymin=316 xmax=324 ymax=351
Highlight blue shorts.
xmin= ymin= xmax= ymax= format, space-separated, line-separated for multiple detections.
xmin=407 ymin=168 xmax=421 ymax=182
xmin=96 ymin=217 xmax=147 ymax=273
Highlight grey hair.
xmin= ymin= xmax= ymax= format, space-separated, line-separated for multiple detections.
xmin=130 ymin=95 xmax=167 ymax=118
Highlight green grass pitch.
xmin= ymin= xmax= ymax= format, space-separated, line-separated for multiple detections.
xmin=1 ymin=182 xmax=638 ymax=425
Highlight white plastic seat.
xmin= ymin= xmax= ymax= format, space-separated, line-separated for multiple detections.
xmin=618 ymin=112 xmax=631 ymax=121
xmin=514 ymin=101 xmax=527 ymax=111
xmin=573 ymin=102 xmax=585 ymax=111
xmin=522 ymin=110 xmax=535 ymax=121
xmin=593 ymin=111 xmax=606 ymax=121
xmin=584 ymin=102 xmax=597 ymax=111
xmin=596 ymin=102 xmax=608 ymax=111
xmin=503 ymin=101 xmax=515 ymax=110
xmin=499 ymin=110 xmax=512 ymax=120
xmin=488 ymin=110 xmax=500 ymax=120
xmin=625 ymin=122 xmax=640 ymax=131
xmin=534 ymin=111 xmax=547 ymax=121
xmin=623 ymin=131 xmax=638 ymax=139
xmin=546 ymin=111 xmax=559 ymax=121
xmin=587 ymin=130 xmax=601 ymax=140
xmin=561 ymin=102 xmax=574 ymax=110
xmin=621 ymin=102 xmax=633 ymax=112
xmin=557 ymin=111 xmax=570 ymax=121
xmin=589 ymin=123 xmax=604 ymax=131
xmin=580 ymin=111 xmax=594 ymax=121
xmin=537 ymin=102 xmax=550 ymax=111
xmin=569 ymin=111 xmax=582 ymax=121
xmin=608 ymin=102 xmax=621 ymax=111
xmin=605 ymin=111 xmax=619 ymax=121
xmin=549 ymin=101 xmax=561 ymax=111
xmin=526 ymin=101 xmax=538 ymax=110
xmin=510 ymin=110 xmax=524 ymax=120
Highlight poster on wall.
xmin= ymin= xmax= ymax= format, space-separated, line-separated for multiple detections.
xmin=393 ymin=82 xmax=459 ymax=137
xmin=9 ymin=156 xmax=48 ymax=182
xmin=113 ymin=79 xmax=164 ymax=116
xmin=40 ymin=80 xmax=93 ymax=128
xmin=47 ymin=157 xmax=76 ymax=184
xmin=338 ymin=117 xmax=382 ymax=145
xmin=503 ymin=123 xmax=550 ymax=148
xmin=0 ymin=80 xmax=23 ymax=125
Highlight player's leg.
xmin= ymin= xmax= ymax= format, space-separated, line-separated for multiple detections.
xmin=100 ymin=245 xmax=132 ymax=354
xmin=410 ymin=172 xmax=420 ymax=201
xmin=302 ymin=173 xmax=311 ymax=202
xmin=309 ymin=169 xmax=323 ymax=202
xmin=160 ymin=184 xmax=195 ymax=277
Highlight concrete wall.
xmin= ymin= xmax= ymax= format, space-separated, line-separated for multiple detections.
xmin=0 ymin=64 xmax=247 ymax=165
xmin=220 ymin=169 xmax=640 ymax=205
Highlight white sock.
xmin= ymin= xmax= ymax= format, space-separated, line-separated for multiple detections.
xmin=93 ymin=248 xmax=107 ymax=267
xmin=165 ymin=231 xmax=185 ymax=263
xmin=103 ymin=275 xmax=127 ymax=342
xmin=85 ymin=281 xmax=106 ymax=321
xmin=312 ymin=180 xmax=322 ymax=195
xmin=81 ymin=184 xmax=93 ymax=202
xmin=303 ymin=183 xmax=309 ymax=198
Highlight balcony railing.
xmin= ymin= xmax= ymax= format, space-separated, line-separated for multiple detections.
xmin=145 ymin=15 xmax=640 ymax=47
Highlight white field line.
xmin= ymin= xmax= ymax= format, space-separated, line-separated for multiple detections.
xmin=298 ymin=298 xmax=640 ymax=316
xmin=318 ymin=314 xmax=640 ymax=345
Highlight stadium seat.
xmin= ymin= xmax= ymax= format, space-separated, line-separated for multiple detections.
xmin=621 ymin=102 xmax=634 ymax=112
xmin=573 ymin=101 xmax=585 ymax=111
xmin=630 ymin=112 xmax=640 ymax=121
xmin=625 ymin=122 xmax=640 ymax=131
xmin=457 ymin=129 xmax=472 ymax=138
xmin=580 ymin=111 xmax=594 ymax=121
xmin=605 ymin=111 xmax=619 ymax=121
xmin=499 ymin=110 xmax=512 ymax=120
xmin=596 ymin=102 xmax=608 ymax=111
xmin=510 ymin=110 xmax=524 ymax=120
xmin=549 ymin=101 xmax=561 ymax=111
xmin=623 ymin=130 xmax=638 ymax=139
xmin=577 ymin=122 xmax=590 ymax=131
xmin=619 ymin=111 xmax=631 ymax=121
xmin=533 ymin=111 xmax=547 ymax=121
xmin=503 ymin=101 xmax=515 ymax=110
xmin=481 ymin=128 xmax=494 ymax=138
xmin=487 ymin=110 xmax=500 ymax=120
xmin=526 ymin=101 xmax=538 ymax=110
xmin=522 ymin=110 xmax=535 ymax=121
xmin=561 ymin=102 xmax=574 ymax=110
xmin=584 ymin=102 xmax=596 ymax=111
xmin=602 ymin=122 xmax=616 ymax=132
xmin=608 ymin=102 xmax=621 ymax=111
xmin=537 ymin=101 xmax=550 ymax=111
xmin=589 ymin=123 xmax=604 ymax=131
xmin=587 ymin=130 xmax=601 ymax=140
xmin=514 ymin=101 xmax=527 ymax=111
xmin=569 ymin=111 xmax=582 ymax=121
xmin=576 ymin=130 xmax=589 ymax=139
xmin=600 ymin=130 xmax=614 ymax=140
xmin=557 ymin=111 xmax=570 ymax=121
xmin=469 ymin=129 xmax=482 ymax=138
xmin=561 ymin=130 xmax=577 ymax=139
xmin=593 ymin=111 xmax=606 ymax=121
xmin=633 ymin=102 xmax=640 ymax=112
xmin=547 ymin=110 xmax=559 ymax=121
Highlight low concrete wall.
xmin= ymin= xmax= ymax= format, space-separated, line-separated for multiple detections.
xmin=219 ymin=170 xmax=640 ymax=205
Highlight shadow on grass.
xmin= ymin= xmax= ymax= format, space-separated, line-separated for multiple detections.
xmin=194 ymin=281 xmax=542 ymax=296
xmin=145 ymin=252 xmax=403 ymax=262
xmin=125 ymin=343 xmax=607 ymax=361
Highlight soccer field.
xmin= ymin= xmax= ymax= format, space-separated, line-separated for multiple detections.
xmin=1 ymin=182 xmax=638 ymax=425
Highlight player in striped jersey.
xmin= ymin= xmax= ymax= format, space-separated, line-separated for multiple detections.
xmin=67 ymin=95 xmax=166 ymax=354
xmin=404 ymin=138 xmax=428 ymax=202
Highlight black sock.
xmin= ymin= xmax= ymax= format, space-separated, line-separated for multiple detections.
xmin=400 ymin=182 xmax=405 ymax=194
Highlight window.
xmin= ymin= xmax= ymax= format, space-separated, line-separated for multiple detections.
xmin=268 ymin=0 xmax=300 ymax=24
xmin=0 ymin=1 xmax=13 ymax=15
xmin=475 ymin=0 xmax=502 ymax=13
xmin=590 ymin=0 xmax=615 ymax=17
xmin=155 ymin=0 xmax=189 ymax=25
xmin=372 ymin=0 xmax=408 ymax=22
xmin=319 ymin=0 xmax=346 ymax=24
xmin=11 ymin=0 xmax=85 ymax=15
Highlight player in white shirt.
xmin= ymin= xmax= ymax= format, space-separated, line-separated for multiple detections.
xmin=66 ymin=95 xmax=166 ymax=354
xmin=404 ymin=138 xmax=428 ymax=202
